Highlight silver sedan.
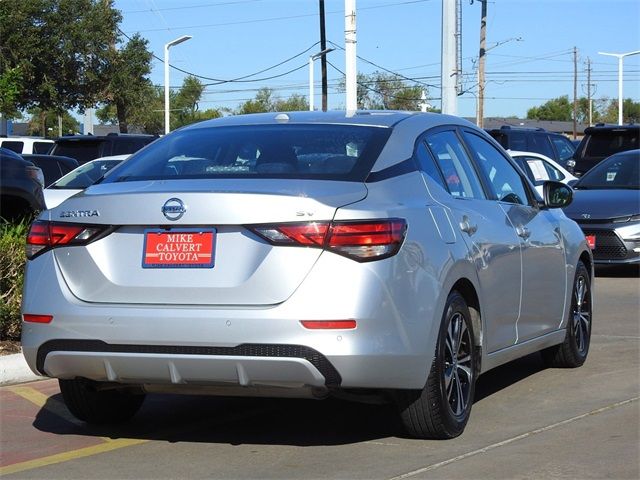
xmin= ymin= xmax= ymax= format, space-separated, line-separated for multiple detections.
xmin=21 ymin=111 xmax=593 ymax=439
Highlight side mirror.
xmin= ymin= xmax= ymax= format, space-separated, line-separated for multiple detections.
xmin=542 ymin=181 xmax=573 ymax=209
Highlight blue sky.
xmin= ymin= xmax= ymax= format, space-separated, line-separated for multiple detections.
xmin=114 ymin=0 xmax=640 ymax=118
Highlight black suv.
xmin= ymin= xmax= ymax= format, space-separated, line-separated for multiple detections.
xmin=569 ymin=124 xmax=640 ymax=176
xmin=0 ymin=148 xmax=45 ymax=221
xmin=486 ymin=126 xmax=576 ymax=167
xmin=50 ymin=133 xmax=158 ymax=164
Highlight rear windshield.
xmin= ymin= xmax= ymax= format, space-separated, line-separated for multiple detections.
xmin=103 ymin=125 xmax=391 ymax=183
xmin=584 ymin=131 xmax=639 ymax=157
xmin=577 ymin=152 xmax=639 ymax=189
xmin=52 ymin=141 xmax=105 ymax=163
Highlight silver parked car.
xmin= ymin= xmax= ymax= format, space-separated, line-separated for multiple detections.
xmin=21 ymin=111 xmax=593 ymax=439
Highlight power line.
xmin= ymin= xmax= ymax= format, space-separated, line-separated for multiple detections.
xmin=123 ymin=0 xmax=265 ymax=14
xmin=124 ymin=0 xmax=434 ymax=33
xmin=327 ymin=40 xmax=439 ymax=89
xmin=119 ymin=27 xmax=318 ymax=84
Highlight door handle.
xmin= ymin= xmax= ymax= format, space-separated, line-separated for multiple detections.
xmin=460 ymin=216 xmax=477 ymax=235
xmin=516 ymin=225 xmax=531 ymax=239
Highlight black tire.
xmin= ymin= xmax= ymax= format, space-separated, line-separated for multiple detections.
xmin=396 ymin=291 xmax=478 ymax=439
xmin=59 ymin=378 xmax=145 ymax=424
xmin=542 ymin=260 xmax=592 ymax=368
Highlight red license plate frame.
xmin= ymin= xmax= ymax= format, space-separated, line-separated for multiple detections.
xmin=142 ymin=228 xmax=216 ymax=268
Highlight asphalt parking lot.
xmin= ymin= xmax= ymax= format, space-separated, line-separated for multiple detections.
xmin=1 ymin=267 xmax=638 ymax=480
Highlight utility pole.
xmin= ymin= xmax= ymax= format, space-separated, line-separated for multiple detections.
xmin=586 ymin=58 xmax=593 ymax=126
xmin=573 ymin=46 xmax=577 ymax=139
xmin=476 ymin=0 xmax=487 ymax=127
xmin=441 ymin=0 xmax=458 ymax=115
xmin=345 ymin=0 xmax=357 ymax=114
xmin=319 ymin=0 xmax=328 ymax=111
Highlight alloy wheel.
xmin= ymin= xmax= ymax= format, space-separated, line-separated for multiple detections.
xmin=443 ymin=312 xmax=473 ymax=417
xmin=572 ymin=274 xmax=591 ymax=355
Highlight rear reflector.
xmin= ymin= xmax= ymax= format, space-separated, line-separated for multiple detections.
xmin=249 ymin=219 xmax=406 ymax=262
xmin=301 ymin=320 xmax=357 ymax=330
xmin=26 ymin=221 xmax=108 ymax=259
xmin=23 ymin=314 xmax=53 ymax=324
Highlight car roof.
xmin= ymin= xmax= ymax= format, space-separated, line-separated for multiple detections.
xmin=182 ymin=110 xmax=465 ymax=130
xmin=55 ymin=134 xmax=156 ymax=142
xmin=584 ymin=124 xmax=640 ymax=134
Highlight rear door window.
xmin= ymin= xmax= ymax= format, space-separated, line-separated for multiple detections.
xmin=463 ymin=132 xmax=530 ymax=205
xmin=424 ymin=130 xmax=486 ymax=199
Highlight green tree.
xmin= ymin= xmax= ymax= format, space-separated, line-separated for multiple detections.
xmin=274 ymin=93 xmax=308 ymax=112
xmin=601 ymin=98 xmax=640 ymax=124
xmin=97 ymin=77 xmax=222 ymax=134
xmin=26 ymin=108 xmax=79 ymax=137
xmin=103 ymin=34 xmax=154 ymax=133
xmin=527 ymin=95 xmax=572 ymax=121
xmin=0 ymin=67 xmax=23 ymax=118
xmin=339 ymin=72 xmax=427 ymax=111
xmin=238 ymin=88 xmax=275 ymax=114
xmin=0 ymin=0 xmax=121 ymax=115
xmin=237 ymin=88 xmax=309 ymax=114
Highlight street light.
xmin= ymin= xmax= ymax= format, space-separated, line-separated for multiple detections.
xmin=309 ymin=48 xmax=335 ymax=111
xmin=164 ymin=35 xmax=192 ymax=134
xmin=598 ymin=50 xmax=640 ymax=125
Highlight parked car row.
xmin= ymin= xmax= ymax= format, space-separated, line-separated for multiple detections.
xmin=1 ymin=133 xmax=157 ymax=220
xmin=488 ymin=123 xmax=639 ymax=177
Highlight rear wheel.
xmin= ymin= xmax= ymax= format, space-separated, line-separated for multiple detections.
xmin=59 ymin=379 xmax=145 ymax=424
xmin=397 ymin=291 xmax=477 ymax=439
xmin=542 ymin=260 xmax=592 ymax=368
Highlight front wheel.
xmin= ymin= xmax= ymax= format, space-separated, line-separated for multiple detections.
xmin=542 ymin=260 xmax=592 ymax=368
xmin=59 ymin=378 xmax=145 ymax=424
xmin=396 ymin=291 xmax=478 ymax=439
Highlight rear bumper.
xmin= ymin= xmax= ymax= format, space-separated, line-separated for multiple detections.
xmin=34 ymin=340 xmax=338 ymax=387
xmin=22 ymin=250 xmax=440 ymax=391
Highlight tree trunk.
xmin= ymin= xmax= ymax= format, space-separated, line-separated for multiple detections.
xmin=116 ymin=103 xmax=128 ymax=133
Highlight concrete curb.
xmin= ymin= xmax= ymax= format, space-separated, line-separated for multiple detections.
xmin=0 ymin=350 xmax=44 ymax=386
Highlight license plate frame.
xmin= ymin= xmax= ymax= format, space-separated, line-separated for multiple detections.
xmin=142 ymin=228 xmax=216 ymax=269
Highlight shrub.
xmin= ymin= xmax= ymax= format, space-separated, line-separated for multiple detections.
xmin=0 ymin=221 xmax=28 ymax=340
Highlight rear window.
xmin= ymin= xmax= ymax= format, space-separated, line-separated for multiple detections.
xmin=52 ymin=141 xmax=105 ymax=163
xmin=33 ymin=142 xmax=53 ymax=154
xmin=103 ymin=125 xmax=391 ymax=183
xmin=584 ymin=131 xmax=639 ymax=157
xmin=1 ymin=141 xmax=24 ymax=153
xmin=112 ymin=138 xmax=154 ymax=155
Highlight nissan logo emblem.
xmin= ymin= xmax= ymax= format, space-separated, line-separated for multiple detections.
xmin=162 ymin=198 xmax=186 ymax=221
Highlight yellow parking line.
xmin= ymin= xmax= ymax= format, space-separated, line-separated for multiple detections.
xmin=0 ymin=438 xmax=148 ymax=476
xmin=6 ymin=385 xmax=50 ymax=408
xmin=7 ymin=385 xmax=84 ymax=427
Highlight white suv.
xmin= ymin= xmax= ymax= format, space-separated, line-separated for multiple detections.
xmin=0 ymin=136 xmax=54 ymax=155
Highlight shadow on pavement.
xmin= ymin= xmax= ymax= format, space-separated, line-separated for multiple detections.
xmin=474 ymin=352 xmax=545 ymax=403
xmin=31 ymin=354 xmax=549 ymax=446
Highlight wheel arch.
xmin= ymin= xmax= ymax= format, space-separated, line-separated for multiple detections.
xmin=450 ymin=278 xmax=482 ymax=372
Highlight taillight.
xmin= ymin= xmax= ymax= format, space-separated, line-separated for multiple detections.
xmin=26 ymin=220 xmax=108 ymax=259
xmin=248 ymin=219 xmax=406 ymax=262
